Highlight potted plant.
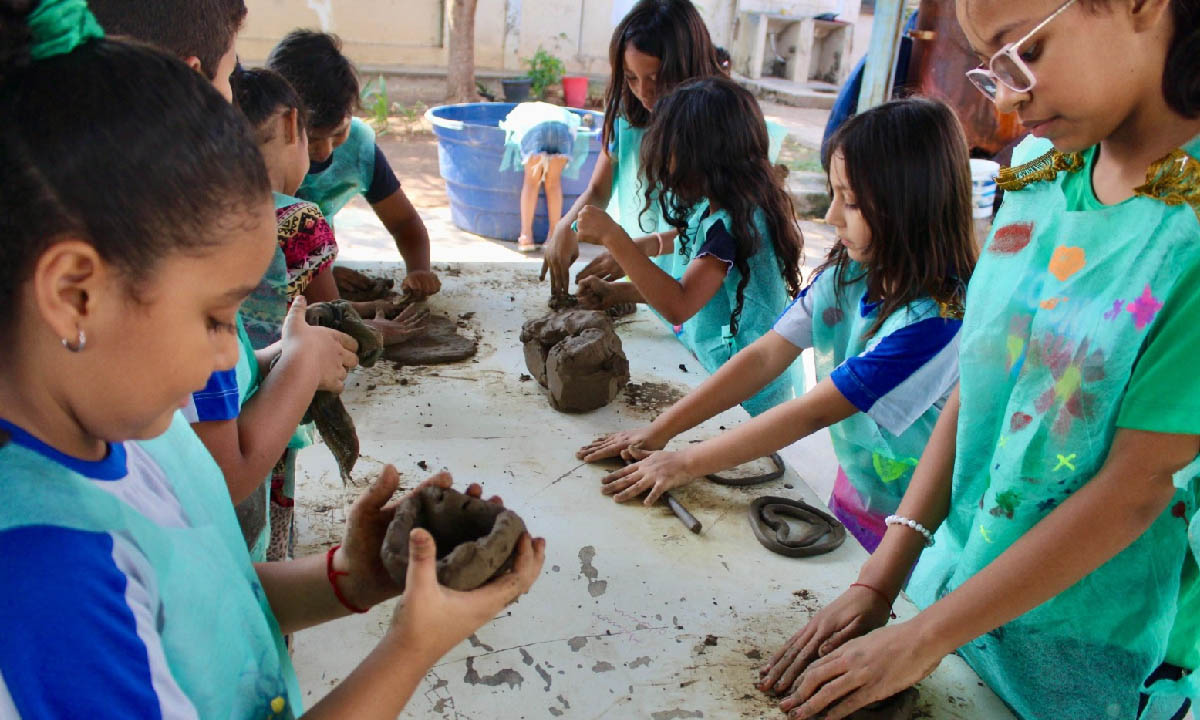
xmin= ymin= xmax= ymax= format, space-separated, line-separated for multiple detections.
xmin=501 ymin=76 xmax=532 ymax=103
xmin=525 ymin=46 xmax=565 ymax=101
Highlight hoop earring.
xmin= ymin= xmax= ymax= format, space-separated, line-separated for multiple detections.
xmin=61 ymin=328 xmax=86 ymax=353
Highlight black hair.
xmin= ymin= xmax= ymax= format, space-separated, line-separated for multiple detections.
xmin=819 ymin=97 xmax=977 ymax=337
xmin=714 ymin=45 xmax=731 ymax=70
xmin=232 ymin=65 xmax=308 ymax=142
xmin=640 ymin=77 xmax=804 ymax=336
xmin=266 ymin=29 xmax=360 ymax=130
xmin=0 ymin=1 xmax=270 ymax=343
xmin=88 ymin=0 xmax=246 ymax=80
xmin=1162 ymin=0 xmax=1199 ymax=117
xmin=603 ymin=0 xmax=724 ymax=147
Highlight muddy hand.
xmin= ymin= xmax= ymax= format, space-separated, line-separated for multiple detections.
xmin=600 ymin=447 xmax=694 ymax=505
xmin=541 ymin=221 xmax=579 ymax=297
xmin=577 ymin=427 xmax=667 ymax=462
xmin=758 ymin=584 xmax=893 ymax=697
xmin=389 ymin=526 xmax=546 ymax=663
xmin=281 ymin=298 xmax=360 ymax=393
xmin=370 ymin=303 xmax=429 ymax=345
xmin=401 ymin=270 xmax=441 ymax=300
xmin=781 ymin=623 xmax=940 ymax=720
xmin=576 ymin=276 xmax=617 ymax=310
xmin=576 ymin=250 xmax=624 ymax=283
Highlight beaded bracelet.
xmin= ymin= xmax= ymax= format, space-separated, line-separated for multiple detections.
xmin=326 ymin=544 xmax=370 ymax=614
xmin=884 ymin=515 xmax=935 ymax=547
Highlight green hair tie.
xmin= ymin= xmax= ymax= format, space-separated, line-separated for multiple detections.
xmin=27 ymin=0 xmax=105 ymax=61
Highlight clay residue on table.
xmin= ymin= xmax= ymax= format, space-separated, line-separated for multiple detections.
xmin=623 ymin=381 xmax=688 ymax=415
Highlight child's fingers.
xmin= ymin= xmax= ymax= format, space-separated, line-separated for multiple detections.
xmin=600 ymin=463 xmax=638 ymax=483
xmin=281 ymin=296 xmax=309 ymax=334
xmin=626 ymin=445 xmax=652 ymax=460
xmin=416 ymin=471 xmax=453 ymax=491
xmin=642 ymin=480 xmax=671 ymax=506
xmin=332 ymin=328 xmax=360 ymax=354
xmin=355 ymin=465 xmax=401 ymax=513
xmin=404 ymin=527 xmax=439 ymax=591
xmin=464 ymin=482 xmax=483 ymax=498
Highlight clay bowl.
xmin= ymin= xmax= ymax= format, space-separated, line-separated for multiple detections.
xmin=381 ymin=486 xmax=526 ymax=591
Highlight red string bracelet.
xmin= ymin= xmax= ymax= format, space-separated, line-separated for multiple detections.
xmin=850 ymin=582 xmax=897 ymax=619
xmin=326 ymin=545 xmax=369 ymax=614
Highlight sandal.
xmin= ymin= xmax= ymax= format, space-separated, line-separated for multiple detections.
xmin=516 ymin=235 xmax=538 ymax=253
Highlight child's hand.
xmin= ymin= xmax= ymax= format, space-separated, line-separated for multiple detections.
xmin=401 ymin=270 xmax=441 ymax=300
xmin=574 ymin=206 xmax=622 ymax=246
xmin=779 ymin=623 xmax=939 ymax=720
xmin=576 ymin=251 xmax=625 ymax=283
xmin=577 ymin=276 xmax=619 ymax=310
xmin=280 ymin=297 xmax=360 ymax=393
xmin=367 ymin=304 xmax=429 ymax=345
xmin=333 ymin=466 xmax=505 ymax=610
xmin=577 ymin=426 xmax=668 ymax=462
xmin=599 ymin=447 xmax=695 ymax=505
xmin=540 ymin=223 xmax=579 ymax=297
xmin=757 ymin=584 xmax=893 ymax=697
xmin=389 ymin=524 xmax=546 ymax=664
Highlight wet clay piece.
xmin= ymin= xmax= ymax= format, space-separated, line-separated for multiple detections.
xmin=521 ymin=310 xmax=630 ymax=412
xmin=706 ymin=453 xmax=786 ymax=486
xmin=748 ymin=496 xmax=846 ymax=557
xmin=382 ymin=314 xmax=478 ymax=366
xmin=847 ymin=688 xmax=919 ymax=720
xmin=304 ymin=301 xmax=384 ymax=481
xmin=332 ymin=265 xmax=395 ymax=302
xmin=381 ymin=486 xmax=527 ymax=591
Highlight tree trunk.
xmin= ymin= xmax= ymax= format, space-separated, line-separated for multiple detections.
xmin=447 ymin=0 xmax=480 ymax=103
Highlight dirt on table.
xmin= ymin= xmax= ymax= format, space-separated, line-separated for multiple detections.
xmin=623 ymin=381 xmax=688 ymax=415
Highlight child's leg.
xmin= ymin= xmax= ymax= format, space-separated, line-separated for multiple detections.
xmin=543 ymin=155 xmax=570 ymax=241
xmin=519 ymin=154 xmax=546 ymax=250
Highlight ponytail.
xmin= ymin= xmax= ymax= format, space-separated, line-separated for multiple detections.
xmin=1164 ymin=0 xmax=1200 ymax=117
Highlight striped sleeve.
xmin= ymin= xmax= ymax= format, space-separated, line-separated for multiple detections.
xmin=830 ymin=316 xmax=961 ymax=436
xmin=0 ymin=526 xmax=197 ymax=719
xmin=180 ymin=369 xmax=239 ymax=424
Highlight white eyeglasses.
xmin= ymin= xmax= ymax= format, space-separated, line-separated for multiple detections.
xmin=965 ymin=0 xmax=1076 ymax=102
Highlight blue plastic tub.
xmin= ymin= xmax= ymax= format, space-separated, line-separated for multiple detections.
xmin=425 ymin=103 xmax=604 ymax=242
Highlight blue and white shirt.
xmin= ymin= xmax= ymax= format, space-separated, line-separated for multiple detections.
xmin=773 ymin=263 xmax=961 ymax=515
xmin=0 ymin=414 xmax=300 ymax=719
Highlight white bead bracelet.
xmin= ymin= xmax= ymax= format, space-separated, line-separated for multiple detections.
xmin=885 ymin=515 xmax=935 ymax=547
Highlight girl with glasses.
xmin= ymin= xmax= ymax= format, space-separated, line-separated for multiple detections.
xmin=762 ymin=0 xmax=1200 ymax=717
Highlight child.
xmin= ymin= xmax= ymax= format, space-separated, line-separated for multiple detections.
xmin=764 ymin=0 xmax=1200 ymax=717
xmin=267 ymin=30 xmax=441 ymax=301
xmin=498 ymin=101 xmax=591 ymax=251
xmin=0 ymin=6 xmax=544 ymax=716
xmin=539 ymin=0 xmax=725 ymax=296
xmin=230 ymin=66 xmax=427 ymax=561
xmin=573 ymin=77 xmax=803 ymax=416
xmin=88 ymin=0 xmax=244 ymax=101
xmin=579 ymin=97 xmax=976 ymax=554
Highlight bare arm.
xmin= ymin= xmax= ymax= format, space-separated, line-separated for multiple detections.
xmin=541 ymin=150 xmax=615 ymax=294
xmin=372 ymin=189 xmax=439 ymax=299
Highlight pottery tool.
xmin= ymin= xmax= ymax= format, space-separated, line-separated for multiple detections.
xmin=662 ymin=490 xmax=702 ymax=534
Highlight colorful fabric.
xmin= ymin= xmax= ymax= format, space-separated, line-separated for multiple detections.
xmin=0 ymin=413 xmax=301 ymax=718
xmin=297 ymin=117 xmax=380 ymax=221
xmin=27 ymin=0 xmax=103 ymax=61
xmin=773 ymin=262 xmax=961 ymax=535
xmin=907 ymin=134 xmax=1200 ymax=720
xmin=828 ymin=465 xmax=888 ymax=551
xmin=266 ymin=449 xmax=299 ymax=562
xmin=670 ymin=208 xmax=798 ymax=417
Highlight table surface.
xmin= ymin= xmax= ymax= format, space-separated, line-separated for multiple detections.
xmin=289 ymin=261 xmax=1017 ymax=720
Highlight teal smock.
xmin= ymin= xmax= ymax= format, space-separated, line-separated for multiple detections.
xmin=231 ymin=314 xmax=274 ymax=561
xmin=907 ymin=135 xmax=1200 ymax=719
xmin=0 ymin=412 xmax=301 ymax=717
xmin=296 ymin=117 xmax=377 ymax=221
xmin=676 ymin=208 xmax=798 ymax=416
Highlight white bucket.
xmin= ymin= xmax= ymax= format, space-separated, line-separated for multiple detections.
xmin=970 ymin=158 xmax=1001 ymax=219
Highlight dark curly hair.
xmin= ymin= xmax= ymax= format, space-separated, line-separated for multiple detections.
xmin=602 ymin=0 xmax=724 ymax=148
xmin=640 ymin=77 xmax=804 ymax=336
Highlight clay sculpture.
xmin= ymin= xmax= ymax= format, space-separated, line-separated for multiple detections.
xmin=382 ymin=314 xmax=478 ymax=366
xmin=304 ymin=300 xmax=384 ymax=480
xmin=332 ymin=265 xmax=395 ymax=302
xmin=381 ymin=486 xmax=527 ymax=591
xmin=748 ymin=496 xmax=847 ymax=557
xmin=520 ymin=310 xmax=630 ymax=412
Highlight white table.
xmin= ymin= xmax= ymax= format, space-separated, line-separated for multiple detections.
xmin=290 ymin=260 xmax=1016 ymax=719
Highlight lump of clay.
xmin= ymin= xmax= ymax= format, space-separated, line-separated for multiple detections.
xmin=520 ymin=310 xmax=630 ymax=412
xmin=381 ymin=486 xmax=526 ymax=591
